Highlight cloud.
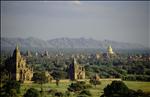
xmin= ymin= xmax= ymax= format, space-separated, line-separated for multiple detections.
xmin=72 ymin=0 xmax=81 ymax=6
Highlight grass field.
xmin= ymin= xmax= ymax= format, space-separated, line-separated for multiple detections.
xmin=20 ymin=80 xmax=150 ymax=97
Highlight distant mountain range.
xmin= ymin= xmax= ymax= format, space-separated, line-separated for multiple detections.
xmin=1 ymin=37 xmax=149 ymax=51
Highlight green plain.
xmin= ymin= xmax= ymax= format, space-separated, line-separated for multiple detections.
xmin=20 ymin=80 xmax=150 ymax=97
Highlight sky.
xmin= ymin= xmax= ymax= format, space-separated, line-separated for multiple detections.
xmin=1 ymin=1 xmax=150 ymax=47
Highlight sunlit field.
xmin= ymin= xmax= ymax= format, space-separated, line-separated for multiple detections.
xmin=20 ymin=80 xmax=150 ymax=97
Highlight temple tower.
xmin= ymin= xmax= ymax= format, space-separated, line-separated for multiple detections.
xmin=27 ymin=50 xmax=32 ymax=57
xmin=5 ymin=45 xmax=33 ymax=82
xmin=69 ymin=58 xmax=85 ymax=80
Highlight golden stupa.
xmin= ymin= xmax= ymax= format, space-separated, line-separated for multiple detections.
xmin=107 ymin=45 xmax=114 ymax=54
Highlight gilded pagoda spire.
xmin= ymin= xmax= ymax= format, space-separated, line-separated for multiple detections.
xmin=107 ymin=45 xmax=114 ymax=54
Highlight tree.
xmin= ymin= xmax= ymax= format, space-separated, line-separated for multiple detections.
xmin=64 ymin=91 xmax=70 ymax=97
xmin=54 ymin=91 xmax=63 ymax=97
xmin=90 ymin=79 xmax=101 ymax=88
xmin=24 ymin=88 xmax=40 ymax=97
xmin=56 ymin=79 xmax=60 ymax=86
xmin=68 ymin=82 xmax=84 ymax=93
xmin=51 ymin=70 xmax=62 ymax=80
xmin=78 ymin=89 xmax=92 ymax=97
xmin=32 ymin=72 xmax=48 ymax=95
xmin=102 ymin=81 xmax=129 ymax=97
xmin=100 ymin=81 xmax=148 ymax=97
xmin=2 ymin=80 xmax=21 ymax=93
xmin=1 ymin=80 xmax=21 ymax=97
xmin=0 ymin=70 xmax=9 ymax=86
xmin=89 ymin=74 xmax=101 ymax=87
xmin=5 ymin=89 xmax=19 ymax=97
xmin=48 ymin=89 xmax=58 ymax=96
xmin=68 ymin=81 xmax=90 ymax=93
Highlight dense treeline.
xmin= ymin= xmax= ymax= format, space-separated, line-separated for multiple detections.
xmin=122 ymin=75 xmax=150 ymax=81
xmin=1 ymin=52 xmax=150 ymax=81
xmin=26 ymin=55 xmax=150 ymax=81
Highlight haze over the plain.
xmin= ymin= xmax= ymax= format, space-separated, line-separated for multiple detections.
xmin=1 ymin=1 xmax=150 ymax=47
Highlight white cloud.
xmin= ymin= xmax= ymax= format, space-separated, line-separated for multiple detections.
xmin=72 ymin=0 xmax=81 ymax=6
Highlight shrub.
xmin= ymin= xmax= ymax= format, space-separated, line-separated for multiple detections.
xmin=89 ymin=74 xmax=101 ymax=87
xmin=84 ymin=84 xmax=92 ymax=89
xmin=78 ymin=89 xmax=92 ymax=97
xmin=6 ymin=89 xmax=19 ymax=97
xmin=3 ymin=80 xmax=21 ymax=93
xmin=55 ymin=92 xmax=63 ymax=97
xmin=23 ymin=88 xmax=40 ymax=97
xmin=68 ymin=81 xmax=90 ymax=93
xmin=89 ymin=79 xmax=101 ymax=87
xmin=64 ymin=91 xmax=71 ymax=97
xmin=48 ymin=89 xmax=58 ymax=96
xmin=68 ymin=82 xmax=84 ymax=92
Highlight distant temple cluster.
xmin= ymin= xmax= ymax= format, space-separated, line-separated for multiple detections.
xmin=5 ymin=44 xmax=117 ymax=82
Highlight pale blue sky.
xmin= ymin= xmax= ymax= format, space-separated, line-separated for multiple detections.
xmin=1 ymin=1 xmax=150 ymax=47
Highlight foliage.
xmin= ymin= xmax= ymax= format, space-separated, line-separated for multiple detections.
xmin=56 ymin=79 xmax=60 ymax=86
xmin=17 ymin=80 xmax=150 ymax=97
xmin=122 ymin=75 xmax=150 ymax=81
xmin=90 ymin=79 xmax=101 ymax=87
xmin=1 ymin=50 xmax=150 ymax=82
xmin=103 ymin=81 xmax=129 ymax=96
xmin=78 ymin=89 xmax=92 ymax=97
xmin=68 ymin=82 xmax=84 ymax=92
xmin=64 ymin=91 xmax=71 ymax=97
xmin=48 ymin=89 xmax=58 ymax=96
xmin=0 ymin=70 xmax=9 ymax=83
xmin=48 ymin=89 xmax=64 ymax=97
xmin=4 ymin=89 xmax=19 ymax=97
xmin=51 ymin=70 xmax=62 ymax=80
xmin=68 ymin=81 xmax=90 ymax=93
xmin=23 ymin=88 xmax=40 ymax=97
xmin=145 ymin=69 xmax=150 ymax=75
xmin=101 ymin=81 xmax=150 ymax=97
xmin=54 ymin=91 xmax=63 ymax=97
xmin=32 ymin=72 xmax=48 ymax=84
xmin=89 ymin=75 xmax=101 ymax=87
xmin=32 ymin=71 xmax=48 ymax=95
xmin=1 ymin=80 xmax=21 ymax=97
xmin=2 ymin=80 xmax=21 ymax=93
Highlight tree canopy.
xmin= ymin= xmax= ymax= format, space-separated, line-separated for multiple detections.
xmin=24 ymin=88 xmax=40 ymax=97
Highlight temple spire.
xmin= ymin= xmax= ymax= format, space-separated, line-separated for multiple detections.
xmin=73 ymin=57 xmax=78 ymax=64
xmin=16 ymin=44 xmax=19 ymax=51
xmin=13 ymin=44 xmax=21 ymax=58
xmin=107 ymin=45 xmax=114 ymax=54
